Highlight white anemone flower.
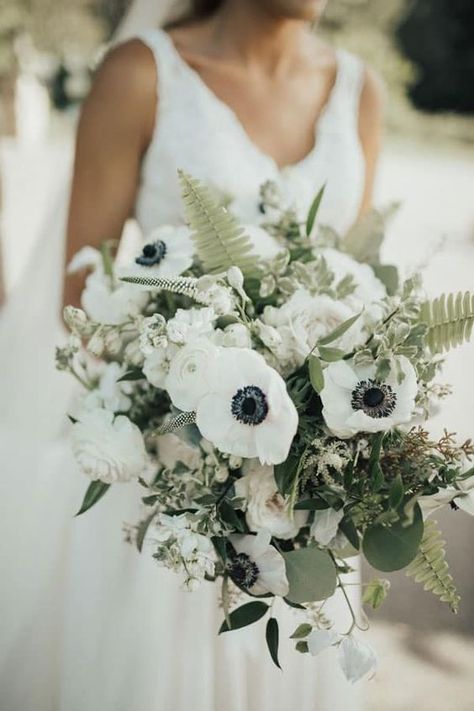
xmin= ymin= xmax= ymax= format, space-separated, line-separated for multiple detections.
xmin=118 ymin=225 xmax=194 ymax=280
xmin=419 ymin=475 xmax=474 ymax=517
xmin=165 ymin=339 xmax=220 ymax=412
xmin=228 ymin=530 xmax=289 ymax=596
xmin=71 ymin=409 xmax=148 ymax=484
xmin=235 ymin=460 xmax=307 ymax=539
xmin=320 ymin=356 xmax=418 ymax=438
xmin=195 ymin=348 xmax=298 ymax=465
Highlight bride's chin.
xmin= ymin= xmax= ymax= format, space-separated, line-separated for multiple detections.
xmin=257 ymin=0 xmax=328 ymax=22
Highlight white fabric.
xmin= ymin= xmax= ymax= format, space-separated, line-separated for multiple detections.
xmin=0 ymin=21 xmax=366 ymax=711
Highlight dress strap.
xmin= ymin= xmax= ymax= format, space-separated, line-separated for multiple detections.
xmin=330 ymin=49 xmax=366 ymax=126
xmin=135 ymin=28 xmax=178 ymax=112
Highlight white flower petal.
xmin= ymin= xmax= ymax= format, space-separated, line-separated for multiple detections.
xmin=311 ymin=508 xmax=345 ymax=546
xmin=338 ymin=636 xmax=378 ymax=683
xmin=307 ymin=629 xmax=341 ymax=656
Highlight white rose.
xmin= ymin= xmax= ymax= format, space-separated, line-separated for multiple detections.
xmin=235 ymin=460 xmax=307 ymax=539
xmin=71 ymin=409 xmax=148 ymax=484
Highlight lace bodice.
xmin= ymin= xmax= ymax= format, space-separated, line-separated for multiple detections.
xmin=134 ymin=28 xmax=365 ymax=238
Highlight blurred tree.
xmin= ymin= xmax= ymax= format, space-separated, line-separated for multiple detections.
xmin=397 ymin=0 xmax=474 ymax=113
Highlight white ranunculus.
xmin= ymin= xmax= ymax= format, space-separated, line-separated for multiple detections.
xmin=229 ymin=530 xmax=289 ymax=596
xmin=263 ymin=290 xmax=364 ymax=369
xmin=235 ymin=460 xmax=307 ymax=539
xmin=71 ymin=409 xmax=148 ymax=483
xmin=166 ymin=307 xmax=217 ymax=345
xmin=195 ymin=348 xmax=298 ymax=465
xmin=81 ymin=269 xmax=148 ymax=326
xmin=338 ymin=636 xmax=378 ymax=683
xmin=320 ymin=356 xmax=418 ymax=438
xmin=310 ymin=507 xmax=345 ymax=546
xmin=118 ymin=225 xmax=194 ymax=280
xmin=166 ymin=339 xmax=220 ymax=412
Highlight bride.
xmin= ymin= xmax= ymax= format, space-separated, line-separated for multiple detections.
xmin=0 ymin=1 xmax=383 ymax=710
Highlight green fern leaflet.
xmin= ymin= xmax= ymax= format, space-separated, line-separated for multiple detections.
xmin=406 ymin=519 xmax=460 ymax=614
xmin=420 ymin=291 xmax=474 ymax=354
xmin=178 ymin=170 xmax=260 ymax=277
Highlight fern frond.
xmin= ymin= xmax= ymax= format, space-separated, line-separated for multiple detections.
xmin=157 ymin=411 xmax=197 ymax=435
xmin=420 ymin=291 xmax=474 ymax=354
xmin=178 ymin=170 xmax=260 ymax=277
xmin=406 ymin=519 xmax=460 ymax=613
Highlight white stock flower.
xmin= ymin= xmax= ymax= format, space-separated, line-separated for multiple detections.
xmin=235 ymin=460 xmax=307 ymax=539
xmin=166 ymin=307 xmax=217 ymax=345
xmin=81 ymin=269 xmax=148 ymax=326
xmin=155 ymin=513 xmax=215 ymax=590
xmin=263 ymin=290 xmax=364 ymax=369
xmin=229 ymin=530 xmax=289 ymax=596
xmin=166 ymin=339 xmax=219 ymax=412
xmin=195 ymin=277 xmax=234 ymax=315
xmin=310 ymin=508 xmax=345 ymax=546
xmin=143 ymin=344 xmax=177 ymax=389
xmin=338 ymin=636 xmax=378 ymax=683
xmin=138 ymin=314 xmax=167 ymax=356
xmin=119 ymin=225 xmax=194 ymax=279
xmin=195 ymin=348 xmax=298 ymax=465
xmin=79 ymin=362 xmax=132 ymax=414
xmin=71 ymin=409 xmax=148 ymax=484
xmin=320 ymin=356 xmax=418 ymax=438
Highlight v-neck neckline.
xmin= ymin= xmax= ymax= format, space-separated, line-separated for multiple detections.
xmin=157 ymin=28 xmax=342 ymax=174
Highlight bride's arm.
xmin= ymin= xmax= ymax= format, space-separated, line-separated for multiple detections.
xmin=63 ymin=40 xmax=156 ymax=309
xmin=358 ymin=66 xmax=385 ymax=217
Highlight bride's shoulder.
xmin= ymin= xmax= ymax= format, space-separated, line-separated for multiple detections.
xmin=94 ymin=39 xmax=158 ymax=100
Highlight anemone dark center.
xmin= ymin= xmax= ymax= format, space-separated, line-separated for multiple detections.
xmin=229 ymin=553 xmax=259 ymax=588
xmin=136 ymin=239 xmax=167 ymax=266
xmin=231 ymin=385 xmax=268 ymax=426
xmin=351 ymin=378 xmax=397 ymax=419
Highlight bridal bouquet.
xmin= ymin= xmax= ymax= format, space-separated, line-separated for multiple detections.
xmin=58 ymin=171 xmax=474 ymax=680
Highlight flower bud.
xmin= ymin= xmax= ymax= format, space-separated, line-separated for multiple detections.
xmin=87 ymin=330 xmax=105 ymax=357
xmin=63 ymin=305 xmax=88 ymax=333
xmin=227 ymin=266 xmax=244 ymax=290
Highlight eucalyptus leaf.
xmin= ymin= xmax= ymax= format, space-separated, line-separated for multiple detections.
xmin=219 ymin=501 xmax=246 ymax=532
xmin=136 ymin=510 xmax=157 ymax=553
xmin=318 ymin=312 xmax=362 ymax=347
xmin=117 ymin=369 xmax=145 ymax=382
xmin=75 ymin=481 xmax=110 ymax=517
xmin=362 ymin=578 xmax=390 ymax=610
xmin=362 ymin=503 xmax=424 ymax=572
xmin=274 ymin=454 xmax=300 ymax=496
xmin=283 ymin=547 xmax=337 ymax=604
xmin=318 ymin=346 xmax=345 ymax=362
xmin=266 ymin=618 xmax=281 ymax=669
xmin=290 ymin=623 xmax=312 ymax=639
xmin=219 ymin=601 xmax=269 ymax=633
xmin=372 ymin=264 xmax=399 ymax=296
xmin=389 ymin=474 xmax=405 ymax=510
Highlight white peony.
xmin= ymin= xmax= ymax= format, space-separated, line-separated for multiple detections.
xmin=320 ymin=356 xmax=418 ymax=438
xmin=166 ymin=307 xmax=217 ymax=345
xmin=263 ymin=290 xmax=364 ymax=368
xmin=228 ymin=530 xmax=289 ymax=596
xmin=166 ymin=339 xmax=220 ymax=412
xmin=195 ymin=348 xmax=298 ymax=465
xmin=118 ymin=225 xmax=194 ymax=280
xmin=71 ymin=409 xmax=148 ymax=483
xmin=235 ymin=460 xmax=307 ymax=539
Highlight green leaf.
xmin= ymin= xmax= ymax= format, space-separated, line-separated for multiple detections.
xmin=420 ymin=291 xmax=474 ymax=354
xmin=339 ymin=516 xmax=360 ymax=551
xmin=117 ymin=369 xmax=145 ymax=382
xmin=318 ymin=346 xmax=345 ymax=362
xmin=308 ymin=356 xmax=325 ymax=394
xmin=389 ymin=474 xmax=404 ymax=510
xmin=362 ymin=503 xmax=424 ymax=572
xmin=274 ymin=454 xmax=300 ymax=496
xmin=179 ymin=170 xmax=260 ymax=277
xmin=369 ymin=433 xmax=385 ymax=491
xmin=219 ymin=601 xmax=269 ymax=633
xmin=362 ymin=578 xmax=391 ymax=610
xmin=294 ymin=498 xmax=328 ymax=511
xmin=295 ymin=640 xmax=309 ymax=654
xmin=372 ymin=264 xmax=399 ymax=296
xmin=212 ymin=536 xmax=228 ymax=563
xmin=136 ymin=510 xmax=157 ymax=553
xmin=318 ymin=312 xmax=362 ymax=346
xmin=266 ymin=618 xmax=281 ymax=669
xmin=290 ymin=623 xmax=313 ymax=639
xmin=219 ymin=501 xmax=245 ymax=532
xmin=283 ymin=547 xmax=337 ymax=604
xmin=75 ymin=481 xmax=110 ymax=517
xmin=100 ymin=240 xmax=115 ymax=279
xmin=305 ymin=184 xmax=326 ymax=236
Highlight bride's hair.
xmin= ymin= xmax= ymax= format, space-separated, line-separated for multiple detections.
xmin=166 ymin=0 xmax=224 ymax=27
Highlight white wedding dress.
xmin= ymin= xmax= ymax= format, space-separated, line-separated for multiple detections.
xmin=0 ymin=27 xmax=367 ymax=711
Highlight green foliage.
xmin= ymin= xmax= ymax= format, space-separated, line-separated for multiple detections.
xmin=308 ymin=356 xmax=325 ymax=394
xmin=219 ymin=601 xmax=269 ymax=633
xmin=362 ymin=578 xmax=391 ymax=609
xmin=178 ymin=170 xmax=260 ymax=277
xmin=283 ymin=547 xmax=337 ymax=604
xmin=305 ymin=184 xmax=326 ymax=237
xmin=406 ymin=519 xmax=460 ymax=613
xmin=420 ymin=291 xmax=474 ymax=354
xmin=75 ymin=481 xmax=110 ymax=517
xmin=290 ymin=623 xmax=313 ymax=639
xmin=266 ymin=618 xmax=281 ymax=669
xmin=362 ymin=503 xmax=424 ymax=572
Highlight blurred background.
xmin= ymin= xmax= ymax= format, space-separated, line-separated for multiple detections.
xmin=0 ymin=1 xmax=473 ymax=708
